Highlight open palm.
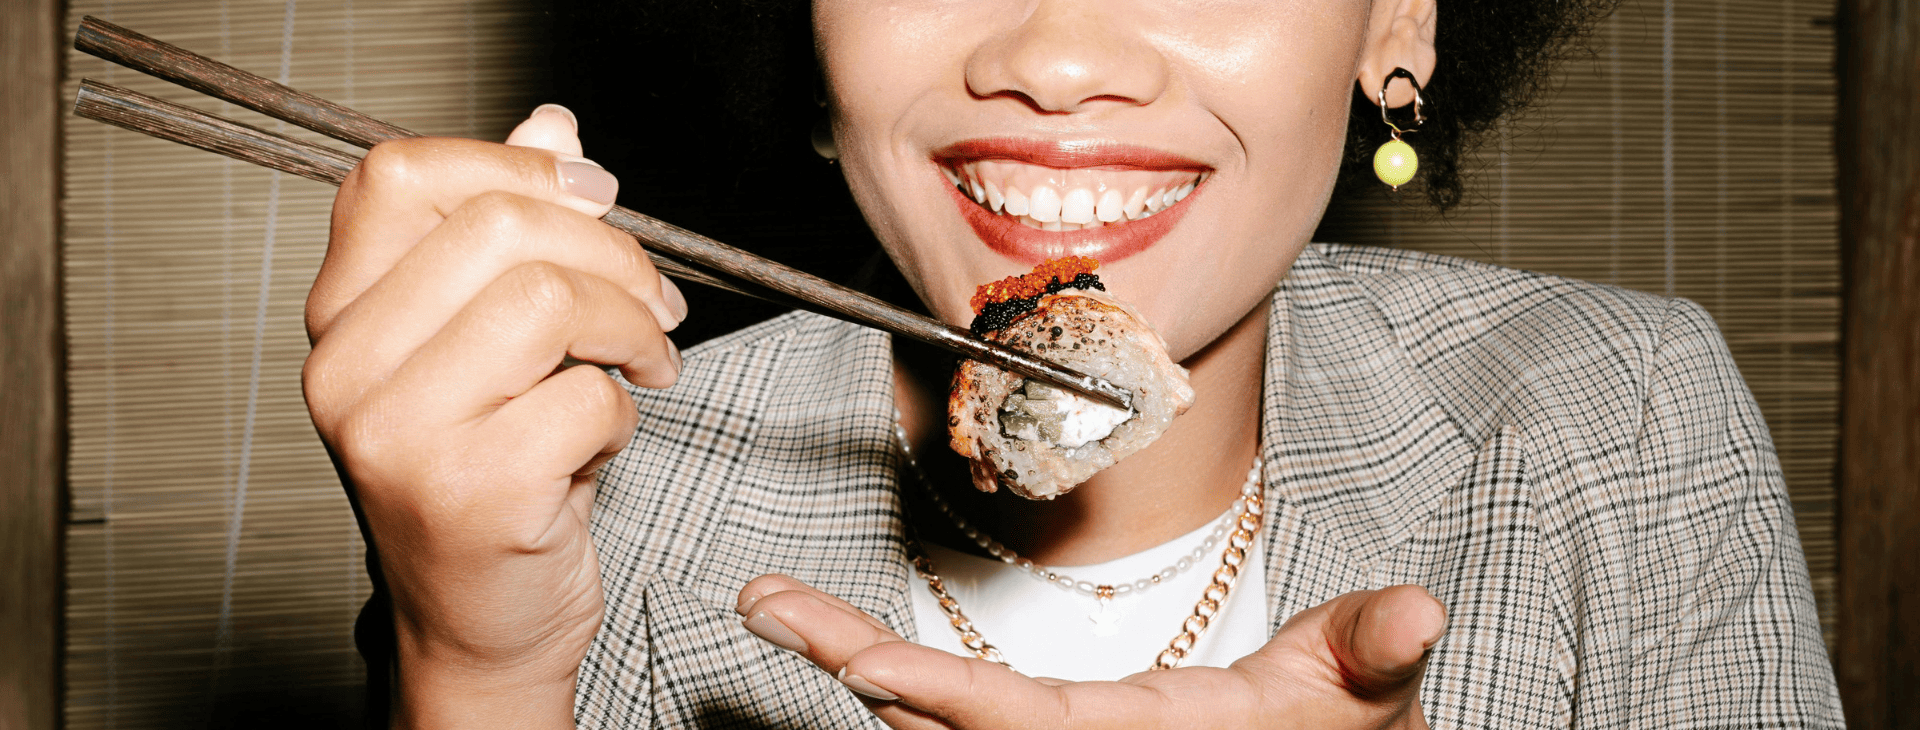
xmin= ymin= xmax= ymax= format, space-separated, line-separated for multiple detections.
xmin=736 ymin=574 xmax=1446 ymax=730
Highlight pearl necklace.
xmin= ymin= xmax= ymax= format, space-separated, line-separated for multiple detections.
xmin=892 ymin=421 xmax=1267 ymax=670
xmin=896 ymin=421 xmax=1256 ymax=598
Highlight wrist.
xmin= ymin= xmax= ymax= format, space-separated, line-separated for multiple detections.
xmin=392 ymin=635 xmax=582 ymax=730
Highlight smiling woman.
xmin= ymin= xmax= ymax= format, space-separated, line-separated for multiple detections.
xmin=307 ymin=0 xmax=1845 ymax=728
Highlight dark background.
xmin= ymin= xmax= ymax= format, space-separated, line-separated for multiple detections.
xmin=547 ymin=0 xmax=889 ymax=347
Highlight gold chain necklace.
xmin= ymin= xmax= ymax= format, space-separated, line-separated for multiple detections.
xmin=893 ymin=424 xmax=1267 ymax=672
xmin=908 ymin=426 xmax=1255 ymax=626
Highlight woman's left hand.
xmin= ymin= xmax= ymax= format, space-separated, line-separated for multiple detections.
xmin=735 ymin=575 xmax=1445 ymax=730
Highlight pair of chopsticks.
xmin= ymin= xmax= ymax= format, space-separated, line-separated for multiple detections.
xmin=70 ymin=16 xmax=1131 ymax=410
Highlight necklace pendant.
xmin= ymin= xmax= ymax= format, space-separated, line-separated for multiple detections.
xmin=1089 ymin=596 xmax=1123 ymax=637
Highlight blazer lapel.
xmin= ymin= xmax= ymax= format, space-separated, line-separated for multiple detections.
xmin=1259 ymin=245 xmax=1477 ymax=627
xmin=634 ymin=320 xmax=910 ymax=729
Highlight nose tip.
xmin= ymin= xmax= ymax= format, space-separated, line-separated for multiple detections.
xmin=965 ymin=5 xmax=1167 ymax=114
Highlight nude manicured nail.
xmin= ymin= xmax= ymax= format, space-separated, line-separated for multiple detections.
xmin=558 ymin=158 xmax=618 ymax=205
xmin=744 ymin=611 xmax=807 ymax=653
xmin=658 ymin=273 xmax=688 ymax=324
xmin=837 ymin=667 xmax=899 ymax=701
xmin=665 ymin=338 xmax=682 ymax=373
xmin=530 ymin=103 xmax=578 ymax=131
xmin=734 ymin=591 xmax=763 ymax=616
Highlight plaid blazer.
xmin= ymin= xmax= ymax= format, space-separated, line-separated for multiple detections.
xmin=571 ymin=244 xmax=1843 ymax=728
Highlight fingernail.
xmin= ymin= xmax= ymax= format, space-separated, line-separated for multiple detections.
xmin=743 ymin=611 xmax=807 ymax=653
xmin=530 ymin=103 xmax=579 ymax=131
xmin=665 ymin=338 xmax=682 ymax=373
xmin=658 ymin=273 xmax=689 ymax=325
xmin=837 ymin=667 xmax=899 ymax=702
xmin=558 ymin=157 xmax=618 ymax=205
xmin=734 ymin=591 xmax=762 ymax=616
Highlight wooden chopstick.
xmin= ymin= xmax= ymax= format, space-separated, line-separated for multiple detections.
xmin=72 ymin=80 xmax=760 ymax=299
xmin=72 ymin=16 xmax=1132 ymax=410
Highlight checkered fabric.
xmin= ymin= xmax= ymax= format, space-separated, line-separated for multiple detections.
xmin=568 ymin=244 xmax=1843 ymax=728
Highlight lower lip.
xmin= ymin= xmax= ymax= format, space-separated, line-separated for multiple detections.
xmin=944 ymin=176 xmax=1200 ymax=265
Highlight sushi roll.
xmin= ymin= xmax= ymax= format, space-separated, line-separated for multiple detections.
xmin=948 ymin=257 xmax=1195 ymax=499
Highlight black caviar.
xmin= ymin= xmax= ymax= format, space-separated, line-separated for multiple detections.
xmin=969 ymin=273 xmax=1105 ymax=336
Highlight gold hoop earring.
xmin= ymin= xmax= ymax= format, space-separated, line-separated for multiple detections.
xmin=1372 ymin=68 xmax=1424 ymax=190
xmin=811 ymin=79 xmax=839 ymax=162
xmin=811 ymin=112 xmax=838 ymax=161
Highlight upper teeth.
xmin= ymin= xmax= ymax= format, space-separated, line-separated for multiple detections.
xmin=943 ymin=159 xmax=1205 ymax=231
xmin=1030 ymin=186 xmax=1063 ymax=222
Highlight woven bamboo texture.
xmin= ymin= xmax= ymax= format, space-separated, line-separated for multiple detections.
xmin=60 ymin=1 xmax=544 ymax=725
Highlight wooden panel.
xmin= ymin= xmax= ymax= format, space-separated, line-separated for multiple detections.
xmin=2 ymin=0 xmax=65 ymax=727
xmin=1834 ymin=0 xmax=1920 ymax=725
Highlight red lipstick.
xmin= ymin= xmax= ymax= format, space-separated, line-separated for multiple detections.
xmin=936 ymin=138 xmax=1211 ymax=171
xmin=933 ymin=138 xmax=1210 ymax=265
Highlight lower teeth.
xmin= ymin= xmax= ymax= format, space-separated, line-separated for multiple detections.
xmin=1016 ymin=217 xmax=1110 ymax=231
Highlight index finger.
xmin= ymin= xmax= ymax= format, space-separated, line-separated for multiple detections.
xmin=310 ymin=135 xmax=619 ymax=334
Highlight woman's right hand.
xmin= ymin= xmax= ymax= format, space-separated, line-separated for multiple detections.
xmin=302 ymin=106 xmax=686 ymax=728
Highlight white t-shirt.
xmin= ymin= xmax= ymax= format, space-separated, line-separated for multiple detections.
xmin=907 ymin=517 xmax=1268 ymax=681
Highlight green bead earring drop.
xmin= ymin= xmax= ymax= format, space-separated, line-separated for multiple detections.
xmin=1373 ymin=68 xmax=1425 ymax=191
xmin=1374 ymin=138 xmax=1417 ymax=189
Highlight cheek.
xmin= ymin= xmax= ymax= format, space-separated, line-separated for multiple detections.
xmin=816 ymin=2 xmax=991 ymax=324
xmin=1118 ymin=10 xmax=1362 ymax=349
xmin=815 ymin=0 xmax=977 ymax=152
xmin=1190 ymin=8 xmax=1366 ymax=169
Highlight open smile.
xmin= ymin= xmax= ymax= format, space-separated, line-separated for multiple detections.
xmin=933 ymin=139 xmax=1211 ymax=264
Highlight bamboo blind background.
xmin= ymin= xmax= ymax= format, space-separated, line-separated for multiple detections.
xmin=60 ymin=1 xmax=545 ymax=726
xmin=1316 ymin=0 xmax=1839 ymax=650
xmin=58 ymin=0 xmax=1838 ymax=727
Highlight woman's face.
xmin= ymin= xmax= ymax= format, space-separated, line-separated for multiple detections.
xmin=816 ymin=0 xmax=1414 ymax=359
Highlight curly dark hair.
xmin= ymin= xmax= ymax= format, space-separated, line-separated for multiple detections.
xmin=1336 ymin=0 xmax=1617 ymax=210
xmin=542 ymin=0 xmax=1613 ymax=341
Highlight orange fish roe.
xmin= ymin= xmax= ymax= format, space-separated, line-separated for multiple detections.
xmin=969 ymin=257 xmax=1101 ymax=315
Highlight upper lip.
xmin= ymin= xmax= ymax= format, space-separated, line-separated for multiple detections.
xmin=932 ymin=138 xmax=1211 ymax=171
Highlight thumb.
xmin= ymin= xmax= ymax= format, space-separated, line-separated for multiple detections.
xmin=1324 ymin=584 xmax=1446 ymax=699
xmin=506 ymin=103 xmax=586 ymax=157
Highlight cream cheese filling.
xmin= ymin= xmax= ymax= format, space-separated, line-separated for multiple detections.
xmin=999 ymin=379 xmax=1133 ymax=449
